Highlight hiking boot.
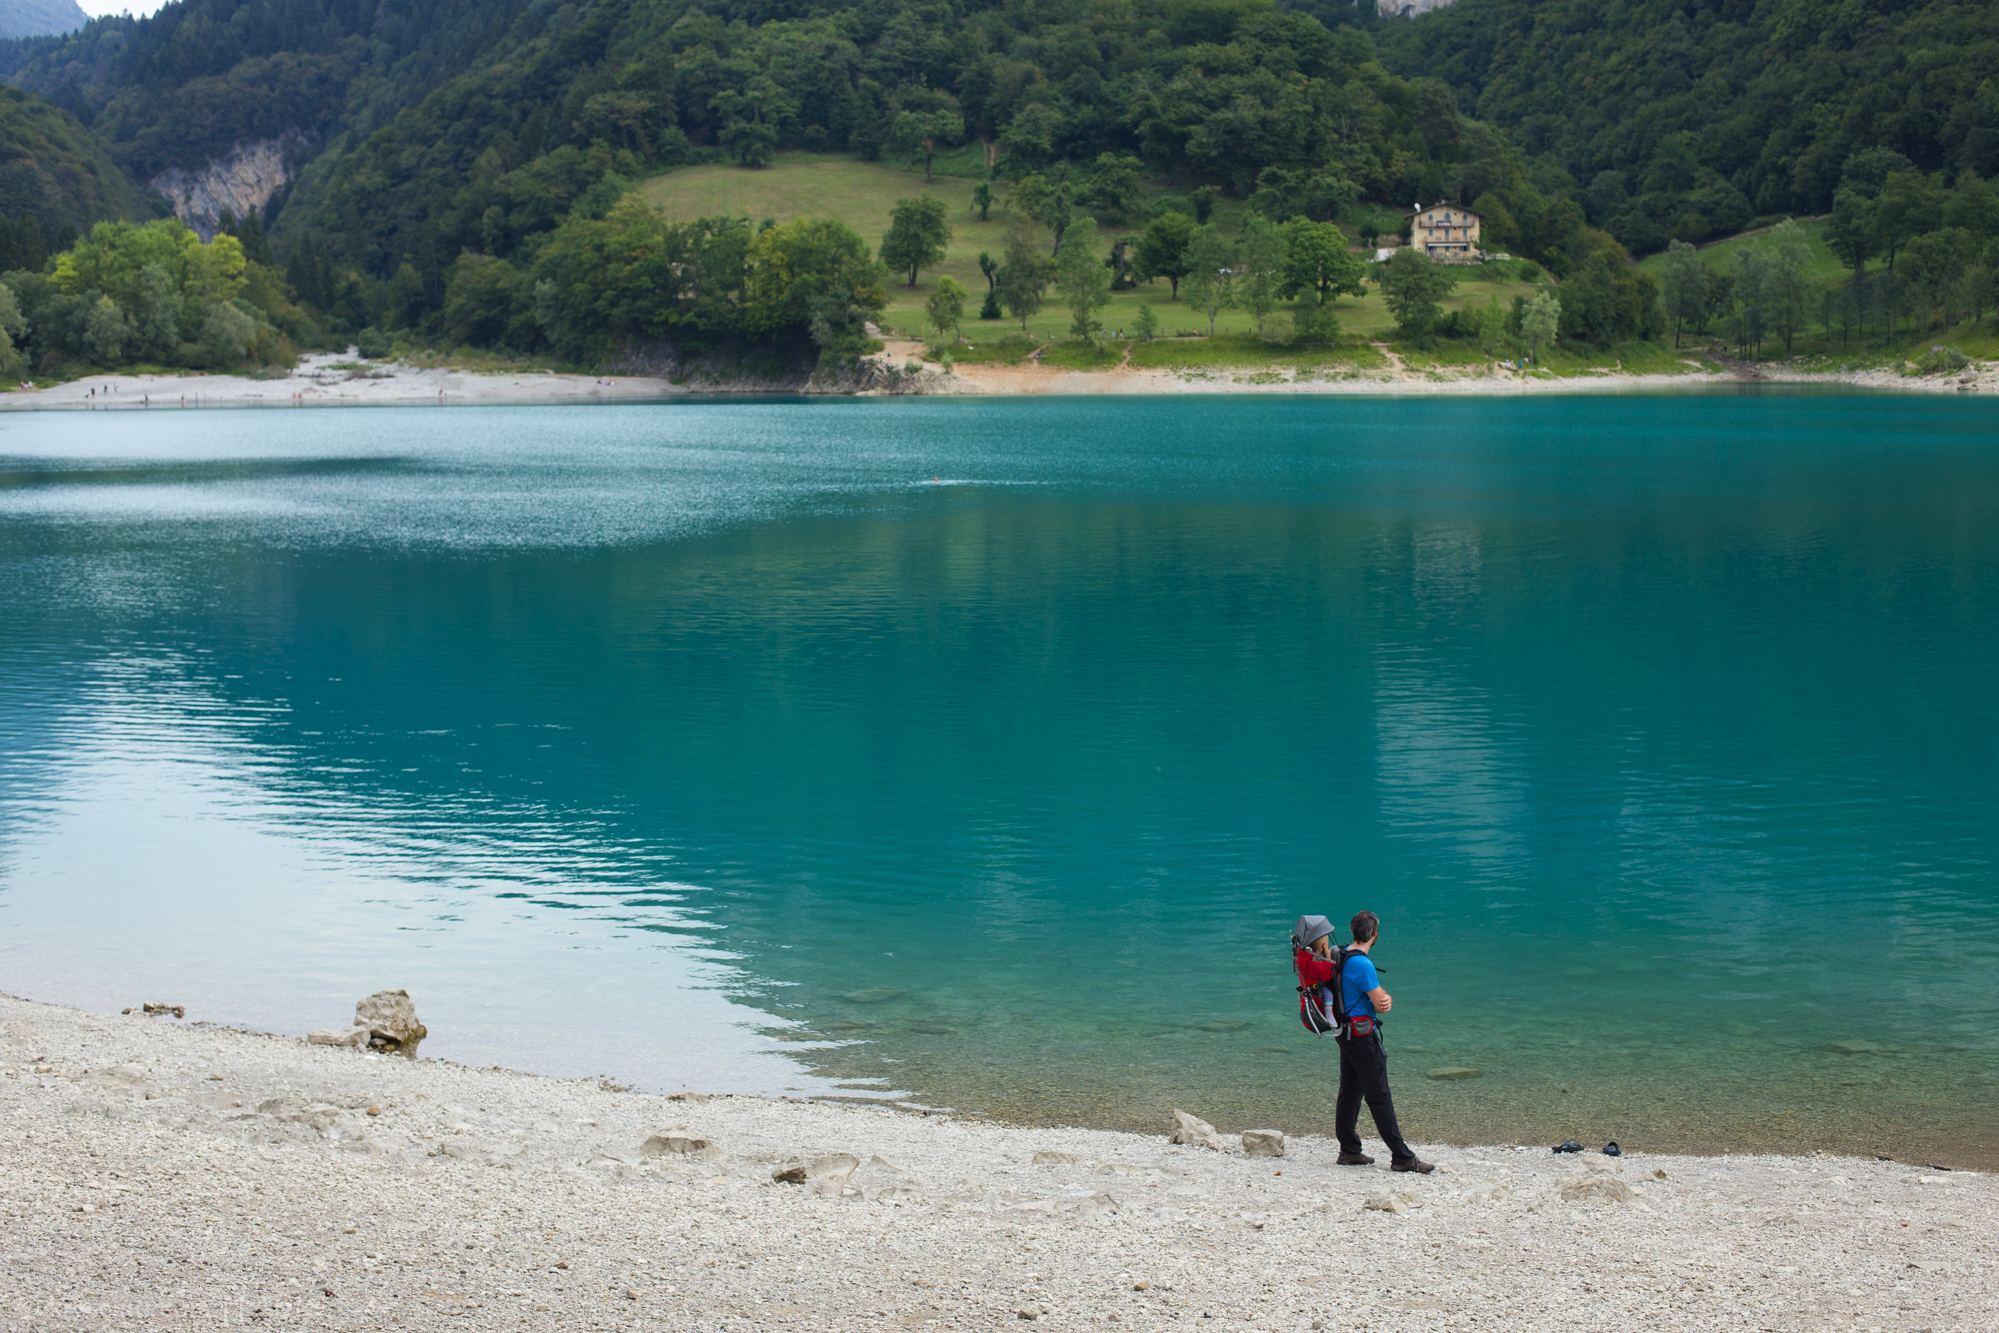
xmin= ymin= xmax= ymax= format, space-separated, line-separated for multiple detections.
xmin=1335 ymin=1152 xmax=1375 ymax=1166
xmin=1391 ymin=1157 xmax=1436 ymax=1174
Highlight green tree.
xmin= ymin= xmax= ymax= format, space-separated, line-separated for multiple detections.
xmin=1377 ymin=247 xmax=1458 ymax=340
xmin=880 ymin=194 xmax=951 ymax=288
xmin=1085 ymin=153 xmax=1145 ymax=223
xmin=1520 ymin=290 xmax=1559 ymax=361
xmin=720 ymin=120 xmax=777 ymax=169
xmin=1011 ymin=173 xmax=1074 ymax=254
xmin=1659 ymin=240 xmax=1708 ymax=347
xmin=83 ymin=293 xmax=127 ymax=364
xmin=1729 ymin=247 xmax=1770 ymax=356
xmin=128 ymin=263 xmax=181 ymax=360
xmin=1134 ymin=212 xmax=1195 ymax=299
xmin=971 ymin=183 xmax=994 ymax=222
xmin=1238 ymin=213 xmax=1288 ymax=335
xmin=1182 ymin=224 xmax=1237 ymax=337
xmin=925 ymin=275 xmax=967 ymax=340
xmin=995 ymin=224 xmax=1053 ymax=331
xmin=1475 ymin=297 xmax=1509 ymax=357
xmin=197 ymin=301 xmax=257 ymax=368
xmin=1874 ymin=170 xmax=1945 ymax=273
xmin=892 ymin=109 xmax=964 ymax=183
xmin=1134 ymin=302 xmax=1158 ymax=341
xmin=1278 ymin=218 xmax=1365 ymax=339
xmin=1825 ymin=189 xmax=1875 ymax=275
xmin=1055 ymin=217 xmax=1113 ymax=342
xmin=1765 ymin=219 xmax=1814 ymax=354
xmin=743 ymin=217 xmax=887 ymax=359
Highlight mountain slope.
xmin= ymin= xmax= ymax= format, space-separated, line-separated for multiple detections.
xmin=0 ymin=0 xmax=532 ymax=183
xmin=0 ymin=0 xmax=86 ymax=40
xmin=1374 ymin=0 xmax=1999 ymax=253
xmin=0 ymin=82 xmax=157 ymax=235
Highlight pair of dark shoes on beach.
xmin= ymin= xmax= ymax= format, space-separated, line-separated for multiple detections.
xmin=1552 ymin=1139 xmax=1620 ymax=1156
xmin=1337 ymin=1152 xmax=1436 ymax=1174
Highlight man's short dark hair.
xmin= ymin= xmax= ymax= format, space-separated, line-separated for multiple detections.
xmin=1350 ymin=911 xmax=1379 ymax=944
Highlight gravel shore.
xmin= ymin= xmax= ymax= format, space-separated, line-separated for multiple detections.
xmin=4 ymin=991 xmax=1993 ymax=1333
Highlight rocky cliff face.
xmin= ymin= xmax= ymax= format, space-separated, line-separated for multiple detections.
xmin=150 ymin=138 xmax=304 ymax=240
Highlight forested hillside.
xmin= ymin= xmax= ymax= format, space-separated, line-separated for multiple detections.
xmin=1375 ymin=0 xmax=1999 ymax=254
xmin=1 ymin=0 xmax=1995 ymax=374
xmin=0 ymin=82 xmax=156 ymax=242
xmin=0 ymin=0 xmax=531 ymax=178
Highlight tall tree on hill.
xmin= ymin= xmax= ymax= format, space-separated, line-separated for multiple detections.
xmin=1055 ymin=218 xmax=1112 ymax=343
xmin=1135 ymin=212 xmax=1194 ymax=299
xmin=1659 ymin=240 xmax=1708 ymax=347
xmin=1377 ymin=248 xmax=1457 ymax=341
xmin=1182 ymin=225 xmax=1237 ymax=337
xmin=1011 ymin=174 xmax=1073 ymax=255
xmin=880 ymin=194 xmax=951 ymax=288
xmin=1278 ymin=218 xmax=1363 ymax=339
xmin=925 ymin=276 xmax=966 ymax=341
xmin=1765 ymin=220 xmax=1814 ymax=355
xmin=995 ymin=224 xmax=1052 ymax=332
xmin=1238 ymin=214 xmax=1287 ymax=336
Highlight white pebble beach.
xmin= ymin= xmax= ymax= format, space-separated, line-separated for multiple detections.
xmin=4 ymin=991 xmax=1992 ymax=1332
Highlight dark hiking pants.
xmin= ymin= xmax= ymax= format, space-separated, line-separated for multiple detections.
xmin=1335 ymin=1030 xmax=1415 ymax=1163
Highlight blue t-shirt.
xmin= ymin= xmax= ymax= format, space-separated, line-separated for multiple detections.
xmin=1341 ymin=952 xmax=1381 ymax=1018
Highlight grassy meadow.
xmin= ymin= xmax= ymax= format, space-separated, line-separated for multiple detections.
xmin=639 ymin=153 xmax=1546 ymax=356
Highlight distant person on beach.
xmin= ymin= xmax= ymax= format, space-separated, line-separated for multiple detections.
xmin=1299 ymin=911 xmax=1434 ymax=1174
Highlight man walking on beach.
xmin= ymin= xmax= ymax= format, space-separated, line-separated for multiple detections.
xmin=1333 ymin=911 xmax=1434 ymax=1173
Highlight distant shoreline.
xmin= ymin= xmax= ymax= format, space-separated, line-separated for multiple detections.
xmin=0 ymin=347 xmax=1985 ymax=411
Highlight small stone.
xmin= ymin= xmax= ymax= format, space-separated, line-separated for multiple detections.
xmin=1033 ymin=1150 xmax=1085 ymax=1166
xmin=141 ymin=1002 xmax=186 ymax=1019
xmin=366 ymin=1106 xmax=381 ymax=1116
xmin=1240 ymin=1130 xmax=1285 ymax=1158
xmin=354 ymin=990 xmax=427 ymax=1056
xmin=1167 ymin=1110 xmax=1222 ymax=1150
xmin=1132 ymin=1281 xmax=1149 ymax=1291
xmin=308 ymin=1026 xmax=370 ymax=1048
xmin=1426 ymin=1068 xmax=1482 ymax=1080
xmin=1362 ymin=1194 xmax=1407 ymax=1214
xmin=1651 ymin=1168 xmax=1668 ymax=1180
xmin=1017 ymin=1311 xmax=1038 ymax=1321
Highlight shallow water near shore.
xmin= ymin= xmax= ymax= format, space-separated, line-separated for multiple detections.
xmin=3 ymin=392 xmax=1997 ymax=1167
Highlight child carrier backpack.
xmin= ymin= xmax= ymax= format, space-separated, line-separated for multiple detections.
xmin=1291 ymin=914 xmax=1358 ymax=1039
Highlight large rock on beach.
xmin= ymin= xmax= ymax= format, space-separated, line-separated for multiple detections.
xmin=1167 ymin=1110 xmax=1222 ymax=1150
xmin=1240 ymin=1130 xmax=1286 ymax=1157
xmin=354 ymin=990 xmax=427 ymax=1055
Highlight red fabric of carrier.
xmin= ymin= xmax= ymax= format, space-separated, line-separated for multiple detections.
xmin=1295 ymin=946 xmax=1336 ymax=1031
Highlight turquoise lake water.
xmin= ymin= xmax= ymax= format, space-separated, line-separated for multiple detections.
xmin=2 ymin=393 xmax=1996 ymax=1165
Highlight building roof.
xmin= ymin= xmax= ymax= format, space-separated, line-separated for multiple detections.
xmin=1409 ymin=203 xmax=1483 ymax=219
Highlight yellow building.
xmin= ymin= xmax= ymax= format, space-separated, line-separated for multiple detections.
xmin=1410 ymin=204 xmax=1482 ymax=261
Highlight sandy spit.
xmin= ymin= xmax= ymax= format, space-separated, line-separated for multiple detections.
xmin=3 ymin=347 xmax=1989 ymax=411
xmin=0 ymin=353 xmax=684 ymax=411
xmin=3 ymin=991 xmax=1993 ymax=1332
